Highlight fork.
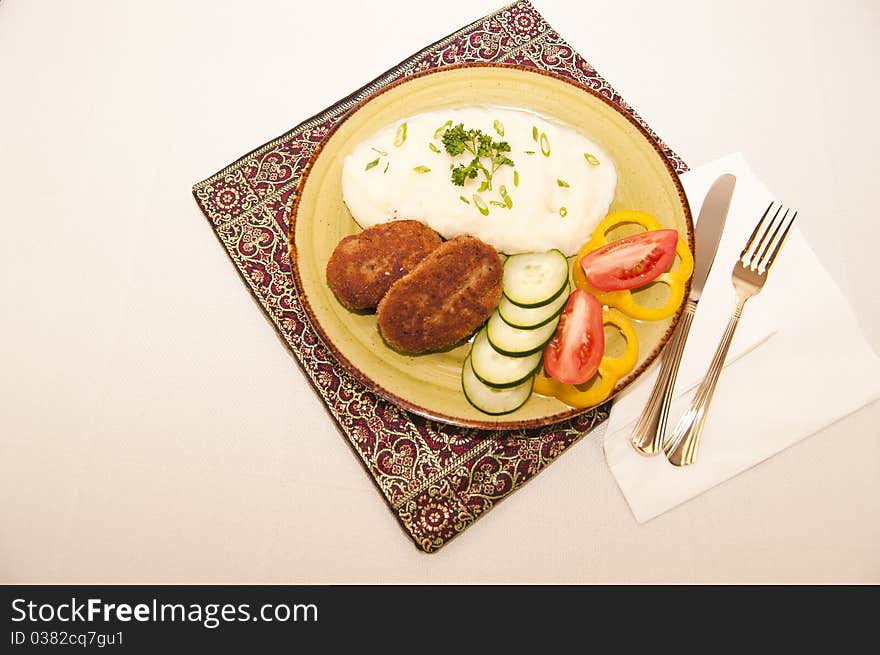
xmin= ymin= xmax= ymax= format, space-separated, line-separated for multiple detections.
xmin=663 ymin=202 xmax=797 ymax=467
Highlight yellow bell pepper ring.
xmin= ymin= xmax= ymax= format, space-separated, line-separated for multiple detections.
xmin=572 ymin=210 xmax=694 ymax=321
xmin=534 ymin=308 xmax=639 ymax=408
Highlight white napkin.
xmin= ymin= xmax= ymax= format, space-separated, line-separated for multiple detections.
xmin=603 ymin=153 xmax=880 ymax=523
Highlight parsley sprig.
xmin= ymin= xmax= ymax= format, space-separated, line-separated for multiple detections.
xmin=442 ymin=124 xmax=514 ymax=193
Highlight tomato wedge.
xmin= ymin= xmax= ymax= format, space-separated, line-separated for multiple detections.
xmin=543 ymin=289 xmax=604 ymax=385
xmin=579 ymin=228 xmax=678 ymax=291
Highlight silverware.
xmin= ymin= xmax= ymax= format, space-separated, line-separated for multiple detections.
xmin=664 ymin=202 xmax=797 ymax=466
xmin=631 ymin=174 xmax=736 ymax=455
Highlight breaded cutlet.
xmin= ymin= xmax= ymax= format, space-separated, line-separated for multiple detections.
xmin=376 ymin=235 xmax=503 ymax=354
xmin=325 ymin=220 xmax=442 ymax=310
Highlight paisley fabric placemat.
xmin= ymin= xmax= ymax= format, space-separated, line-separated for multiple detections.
xmin=192 ymin=0 xmax=687 ymax=552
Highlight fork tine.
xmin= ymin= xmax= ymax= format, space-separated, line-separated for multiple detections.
xmin=763 ymin=210 xmax=797 ymax=271
xmin=748 ymin=204 xmax=783 ymax=268
xmin=755 ymin=207 xmax=790 ymax=270
xmin=741 ymin=202 xmax=773 ymax=260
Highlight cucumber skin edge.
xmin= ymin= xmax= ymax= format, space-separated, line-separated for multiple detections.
xmin=470 ymin=354 xmax=544 ymax=389
xmin=501 ymin=275 xmax=568 ymax=309
xmin=497 ymin=297 xmax=566 ymax=329
xmin=486 ymin=321 xmax=556 ymax=358
xmin=462 ymin=368 xmax=535 ymax=416
xmin=501 ymin=250 xmax=570 ymax=308
xmin=461 ymin=355 xmax=535 ymax=415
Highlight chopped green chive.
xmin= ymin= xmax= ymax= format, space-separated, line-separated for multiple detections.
xmin=459 ymin=195 xmax=470 ymax=205
xmin=428 ymin=142 xmax=441 ymax=153
xmin=559 ymin=206 xmax=568 ymax=218
xmin=473 ymin=194 xmax=489 ymax=216
xmin=490 ymin=200 xmax=506 ymax=208
xmin=433 ymin=120 xmax=452 ymax=140
xmin=584 ymin=153 xmax=600 ymax=166
xmin=365 ymin=158 xmax=380 ymax=171
xmin=532 ymin=126 xmax=539 ymax=141
xmin=540 ymin=132 xmax=550 ymax=156
xmin=413 ymin=165 xmax=431 ymax=173
xmin=524 ymin=150 xmax=535 ymax=155
xmin=383 ymin=162 xmax=390 ymax=174
xmin=493 ymin=119 xmax=505 ymax=137
xmin=513 ymin=170 xmax=520 ymax=187
xmin=393 ymin=122 xmax=408 ymax=147
xmin=495 ymin=186 xmax=513 ymax=209
xmin=371 ymin=147 xmax=388 ymax=156
xmin=557 ymin=179 xmax=569 ymax=188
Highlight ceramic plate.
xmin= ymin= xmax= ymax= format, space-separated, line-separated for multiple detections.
xmin=289 ymin=64 xmax=692 ymax=430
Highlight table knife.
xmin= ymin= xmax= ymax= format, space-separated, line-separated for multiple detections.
xmin=630 ymin=174 xmax=736 ymax=455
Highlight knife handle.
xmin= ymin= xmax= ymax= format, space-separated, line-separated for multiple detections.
xmin=630 ymin=300 xmax=697 ymax=455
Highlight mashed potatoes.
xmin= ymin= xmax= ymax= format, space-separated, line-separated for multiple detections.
xmin=341 ymin=107 xmax=616 ymax=257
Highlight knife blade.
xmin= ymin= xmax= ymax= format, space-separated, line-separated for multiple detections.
xmin=689 ymin=174 xmax=736 ymax=301
xmin=630 ymin=173 xmax=736 ymax=455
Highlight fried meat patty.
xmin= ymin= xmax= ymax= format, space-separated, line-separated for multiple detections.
xmin=377 ymin=235 xmax=503 ymax=354
xmin=326 ymin=220 xmax=442 ymax=310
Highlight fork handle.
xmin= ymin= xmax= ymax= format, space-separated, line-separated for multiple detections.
xmin=664 ymin=297 xmax=746 ymax=466
xmin=630 ymin=300 xmax=697 ymax=455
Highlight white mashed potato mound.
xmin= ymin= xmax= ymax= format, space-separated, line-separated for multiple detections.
xmin=341 ymin=106 xmax=616 ymax=256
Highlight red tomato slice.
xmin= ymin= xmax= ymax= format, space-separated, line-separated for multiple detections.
xmin=580 ymin=229 xmax=679 ymax=291
xmin=543 ymin=289 xmax=604 ymax=385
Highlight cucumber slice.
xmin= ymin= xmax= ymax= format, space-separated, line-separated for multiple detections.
xmin=470 ymin=328 xmax=542 ymax=388
xmin=486 ymin=311 xmax=559 ymax=357
xmin=502 ymin=250 xmax=569 ymax=308
xmin=462 ymin=354 xmax=533 ymax=415
xmin=498 ymin=287 xmax=568 ymax=329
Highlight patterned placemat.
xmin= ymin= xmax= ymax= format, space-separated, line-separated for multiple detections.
xmin=192 ymin=0 xmax=687 ymax=552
